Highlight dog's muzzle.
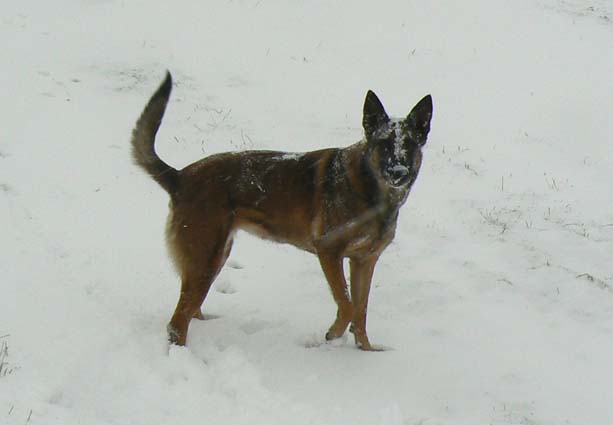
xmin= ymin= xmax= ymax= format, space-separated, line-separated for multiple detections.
xmin=388 ymin=165 xmax=411 ymax=187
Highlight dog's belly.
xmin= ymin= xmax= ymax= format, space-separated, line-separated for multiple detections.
xmin=237 ymin=219 xmax=316 ymax=253
xmin=239 ymin=219 xmax=393 ymax=259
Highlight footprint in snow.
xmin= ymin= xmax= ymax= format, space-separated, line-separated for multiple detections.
xmin=226 ymin=259 xmax=244 ymax=269
xmin=214 ymin=279 xmax=237 ymax=294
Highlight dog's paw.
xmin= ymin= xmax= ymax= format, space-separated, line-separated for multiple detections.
xmin=357 ymin=343 xmax=393 ymax=352
xmin=167 ymin=324 xmax=181 ymax=345
xmin=324 ymin=331 xmax=337 ymax=341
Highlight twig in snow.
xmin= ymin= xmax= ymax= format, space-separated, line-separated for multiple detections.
xmin=576 ymin=273 xmax=595 ymax=282
xmin=479 ymin=208 xmax=508 ymax=234
xmin=575 ymin=273 xmax=611 ymax=291
xmin=546 ymin=177 xmax=559 ymax=191
xmin=464 ymin=162 xmax=478 ymax=176
xmin=498 ymin=278 xmax=513 ymax=286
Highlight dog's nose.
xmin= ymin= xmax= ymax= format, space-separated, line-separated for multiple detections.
xmin=389 ymin=165 xmax=410 ymax=186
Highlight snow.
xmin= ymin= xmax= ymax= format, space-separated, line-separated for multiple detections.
xmin=1 ymin=0 xmax=613 ymax=424
xmin=279 ymin=153 xmax=304 ymax=160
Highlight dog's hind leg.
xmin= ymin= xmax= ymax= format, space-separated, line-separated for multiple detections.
xmin=191 ymin=237 xmax=233 ymax=321
xmin=167 ymin=271 xmax=217 ymax=346
xmin=317 ymin=252 xmax=353 ymax=341
xmin=167 ymin=220 xmax=231 ymax=346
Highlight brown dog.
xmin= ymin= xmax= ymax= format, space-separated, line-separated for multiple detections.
xmin=131 ymin=72 xmax=433 ymax=350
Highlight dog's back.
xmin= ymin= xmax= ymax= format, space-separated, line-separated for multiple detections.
xmin=172 ymin=149 xmax=336 ymax=252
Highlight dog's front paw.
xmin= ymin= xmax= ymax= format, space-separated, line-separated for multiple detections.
xmin=357 ymin=342 xmax=388 ymax=352
xmin=353 ymin=332 xmax=389 ymax=352
xmin=325 ymin=330 xmax=343 ymax=341
xmin=326 ymin=316 xmax=351 ymax=340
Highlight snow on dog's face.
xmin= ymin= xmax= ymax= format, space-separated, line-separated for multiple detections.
xmin=362 ymin=91 xmax=433 ymax=188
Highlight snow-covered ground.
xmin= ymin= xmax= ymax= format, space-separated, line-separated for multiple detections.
xmin=1 ymin=0 xmax=612 ymax=424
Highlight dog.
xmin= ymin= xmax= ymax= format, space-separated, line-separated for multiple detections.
xmin=131 ymin=72 xmax=433 ymax=350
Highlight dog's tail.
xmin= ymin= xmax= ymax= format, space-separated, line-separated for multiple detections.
xmin=131 ymin=71 xmax=178 ymax=195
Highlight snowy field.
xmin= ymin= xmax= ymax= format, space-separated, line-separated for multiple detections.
xmin=1 ymin=0 xmax=613 ymax=424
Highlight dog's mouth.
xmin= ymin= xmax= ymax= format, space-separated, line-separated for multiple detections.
xmin=387 ymin=165 xmax=411 ymax=187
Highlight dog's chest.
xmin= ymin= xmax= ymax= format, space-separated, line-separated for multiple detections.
xmin=337 ymin=202 xmax=400 ymax=257
xmin=344 ymin=227 xmax=395 ymax=257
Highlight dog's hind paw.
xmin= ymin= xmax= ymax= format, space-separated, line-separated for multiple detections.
xmin=167 ymin=324 xmax=180 ymax=345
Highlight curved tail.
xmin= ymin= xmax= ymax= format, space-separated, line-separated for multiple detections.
xmin=130 ymin=71 xmax=178 ymax=195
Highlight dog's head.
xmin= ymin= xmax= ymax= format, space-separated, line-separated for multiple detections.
xmin=362 ymin=91 xmax=432 ymax=188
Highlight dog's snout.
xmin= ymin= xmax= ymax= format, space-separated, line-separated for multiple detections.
xmin=389 ymin=165 xmax=410 ymax=186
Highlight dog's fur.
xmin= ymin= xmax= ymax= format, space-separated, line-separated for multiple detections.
xmin=131 ymin=72 xmax=433 ymax=350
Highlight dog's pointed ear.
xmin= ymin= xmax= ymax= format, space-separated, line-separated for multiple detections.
xmin=406 ymin=94 xmax=433 ymax=137
xmin=363 ymin=90 xmax=390 ymax=139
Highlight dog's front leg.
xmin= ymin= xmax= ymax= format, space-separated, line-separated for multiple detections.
xmin=349 ymin=255 xmax=381 ymax=351
xmin=317 ymin=252 xmax=353 ymax=341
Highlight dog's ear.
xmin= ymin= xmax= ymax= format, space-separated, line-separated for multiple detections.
xmin=363 ymin=90 xmax=390 ymax=139
xmin=406 ymin=94 xmax=433 ymax=138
